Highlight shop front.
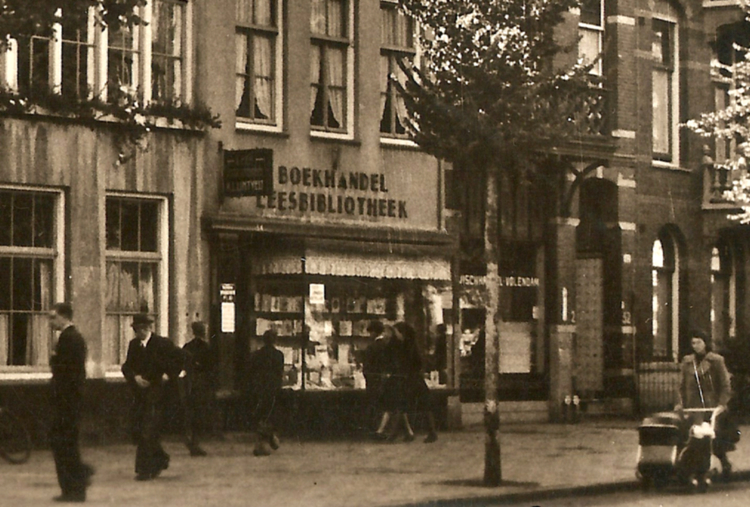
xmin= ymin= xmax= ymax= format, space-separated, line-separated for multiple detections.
xmin=205 ymin=149 xmax=458 ymax=433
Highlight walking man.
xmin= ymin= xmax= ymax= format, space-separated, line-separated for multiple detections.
xmin=49 ymin=302 xmax=93 ymax=503
xmin=248 ymin=329 xmax=284 ymax=456
xmin=182 ymin=321 xmax=216 ymax=457
xmin=122 ymin=313 xmax=185 ymax=480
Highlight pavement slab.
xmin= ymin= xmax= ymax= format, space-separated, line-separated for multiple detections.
xmin=1 ymin=421 xmax=749 ymax=507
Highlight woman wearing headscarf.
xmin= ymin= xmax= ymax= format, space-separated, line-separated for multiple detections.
xmin=675 ymin=329 xmax=736 ymax=478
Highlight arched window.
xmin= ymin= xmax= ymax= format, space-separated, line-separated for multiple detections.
xmin=652 ymin=232 xmax=679 ymax=360
xmin=711 ymin=242 xmax=736 ymax=350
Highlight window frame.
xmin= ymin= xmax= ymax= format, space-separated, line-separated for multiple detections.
xmin=379 ymin=0 xmax=417 ymax=140
xmin=149 ymin=0 xmax=189 ymax=104
xmin=0 ymin=185 xmax=65 ymax=375
xmin=309 ymin=0 xmax=355 ymax=139
xmin=235 ymin=0 xmax=284 ymax=132
xmin=578 ymin=0 xmax=604 ymax=77
xmin=104 ymin=193 xmax=169 ymax=368
xmin=651 ymin=12 xmax=680 ymax=166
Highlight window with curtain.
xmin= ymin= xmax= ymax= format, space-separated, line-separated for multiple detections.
xmin=61 ymin=12 xmax=94 ymax=100
xmin=380 ymin=0 xmax=415 ymax=137
xmin=652 ymin=17 xmax=677 ymax=161
xmin=152 ymin=0 xmax=186 ymax=104
xmin=108 ymin=19 xmax=141 ymax=101
xmin=578 ymin=0 xmax=603 ymax=76
xmin=310 ymin=0 xmax=349 ymax=131
xmin=711 ymin=243 xmax=735 ymax=350
xmin=0 ymin=190 xmax=58 ymax=367
xmin=652 ymin=234 xmax=679 ymax=360
xmin=17 ymin=35 xmax=51 ymax=98
xmin=236 ymin=0 xmax=278 ymax=123
xmin=105 ymin=198 xmax=163 ymax=365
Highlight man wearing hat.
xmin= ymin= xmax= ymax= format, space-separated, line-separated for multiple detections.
xmin=182 ymin=321 xmax=216 ymax=457
xmin=121 ymin=313 xmax=185 ymax=481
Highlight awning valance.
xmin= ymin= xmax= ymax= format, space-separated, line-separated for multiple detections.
xmin=251 ymin=249 xmax=451 ymax=281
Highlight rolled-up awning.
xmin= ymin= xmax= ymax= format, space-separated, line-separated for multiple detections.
xmin=251 ymin=248 xmax=451 ymax=281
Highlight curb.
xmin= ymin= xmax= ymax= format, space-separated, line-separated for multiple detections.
xmin=391 ymin=470 xmax=750 ymax=507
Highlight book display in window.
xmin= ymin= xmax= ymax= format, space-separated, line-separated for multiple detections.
xmin=249 ymin=277 xmax=397 ymax=390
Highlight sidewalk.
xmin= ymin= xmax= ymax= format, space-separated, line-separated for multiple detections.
xmin=2 ymin=420 xmax=749 ymax=507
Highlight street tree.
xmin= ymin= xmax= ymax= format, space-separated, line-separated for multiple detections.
xmin=685 ymin=8 xmax=750 ymax=223
xmin=396 ymin=0 xmax=604 ymax=486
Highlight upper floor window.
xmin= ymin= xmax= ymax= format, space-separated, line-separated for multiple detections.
xmin=17 ymin=35 xmax=51 ymax=98
xmin=310 ymin=0 xmax=353 ymax=133
xmin=61 ymin=13 xmax=95 ymax=100
xmin=108 ymin=19 xmax=141 ymax=100
xmin=236 ymin=0 xmax=281 ymax=126
xmin=1 ymin=2 xmax=192 ymax=106
xmin=151 ymin=0 xmax=186 ymax=104
xmin=380 ymin=0 xmax=415 ymax=137
xmin=652 ymin=4 xmax=679 ymax=163
xmin=578 ymin=0 xmax=603 ymax=76
xmin=0 ymin=188 xmax=64 ymax=368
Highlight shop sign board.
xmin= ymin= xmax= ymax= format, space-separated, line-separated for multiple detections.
xmin=220 ymin=283 xmax=236 ymax=333
xmin=309 ymin=283 xmax=326 ymax=306
xmin=224 ymin=148 xmax=273 ymax=197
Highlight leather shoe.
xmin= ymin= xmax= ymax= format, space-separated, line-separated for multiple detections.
xmin=135 ymin=473 xmax=155 ymax=481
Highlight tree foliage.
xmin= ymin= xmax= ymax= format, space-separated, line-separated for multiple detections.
xmin=684 ymin=7 xmax=750 ymax=221
xmin=0 ymin=0 xmax=146 ymax=41
xmin=397 ymin=0 xmax=604 ymax=169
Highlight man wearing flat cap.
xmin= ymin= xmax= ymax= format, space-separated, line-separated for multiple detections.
xmin=122 ymin=313 xmax=185 ymax=481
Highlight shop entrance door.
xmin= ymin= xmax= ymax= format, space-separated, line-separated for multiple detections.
xmin=575 ymin=257 xmax=604 ymax=394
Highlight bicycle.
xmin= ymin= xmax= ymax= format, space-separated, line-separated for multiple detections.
xmin=0 ymin=405 xmax=31 ymax=464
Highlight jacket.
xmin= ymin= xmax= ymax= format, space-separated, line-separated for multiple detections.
xmin=677 ymin=352 xmax=732 ymax=409
xmin=122 ymin=334 xmax=184 ymax=391
xmin=50 ymin=325 xmax=87 ymax=408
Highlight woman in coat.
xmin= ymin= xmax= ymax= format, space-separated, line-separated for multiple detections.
xmin=395 ymin=322 xmax=438 ymax=443
xmin=675 ymin=330 xmax=735 ymax=477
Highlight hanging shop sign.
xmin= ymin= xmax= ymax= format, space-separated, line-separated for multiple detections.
xmin=220 ymin=283 xmax=236 ymax=333
xmin=255 ymin=166 xmax=409 ymax=220
xmin=223 ymin=148 xmax=274 ymax=197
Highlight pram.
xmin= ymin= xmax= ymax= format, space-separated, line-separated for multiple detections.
xmin=636 ymin=408 xmax=720 ymax=492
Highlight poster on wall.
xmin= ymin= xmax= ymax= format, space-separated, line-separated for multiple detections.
xmin=220 ymin=283 xmax=236 ymax=333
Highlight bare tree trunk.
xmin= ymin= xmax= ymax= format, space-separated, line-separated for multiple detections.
xmin=483 ymin=169 xmax=501 ymax=486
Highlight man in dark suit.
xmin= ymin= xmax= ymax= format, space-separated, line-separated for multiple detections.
xmin=121 ymin=313 xmax=185 ymax=481
xmin=248 ymin=329 xmax=284 ymax=456
xmin=182 ymin=321 xmax=216 ymax=457
xmin=49 ymin=302 xmax=93 ymax=503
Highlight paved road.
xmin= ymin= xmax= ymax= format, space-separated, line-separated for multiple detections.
xmin=491 ymin=480 xmax=750 ymax=507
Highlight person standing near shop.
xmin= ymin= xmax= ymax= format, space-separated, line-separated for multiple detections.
xmin=675 ymin=329 xmax=736 ymax=478
xmin=364 ymin=320 xmax=388 ymax=437
xmin=122 ymin=313 xmax=185 ymax=480
xmin=182 ymin=321 xmax=216 ymax=457
xmin=49 ymin=302 xmax=94 ymax=503
xmin=396 ymin=322 xmax=438 ymax=443
xmin=248 ymin=329 xmax=284 ymax=456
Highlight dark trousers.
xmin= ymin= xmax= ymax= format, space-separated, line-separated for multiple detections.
xmin=249 ymin=391 xmax=278 ymax=436
xmin=132 ymin=389 xmax=169 ymax=476
xmin=184 ymin=384 xmax=213 ymax=448
xmin=50 ymin=405 xmax=88 ymax=496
